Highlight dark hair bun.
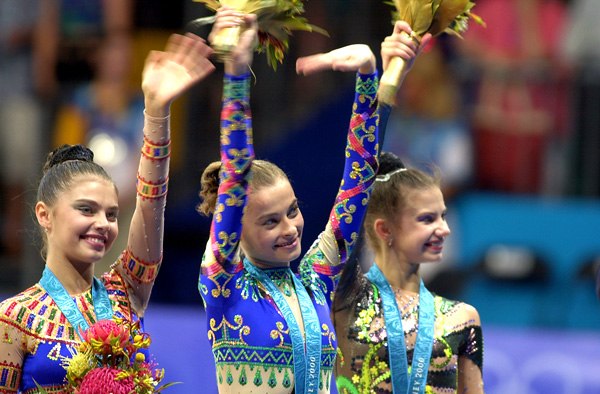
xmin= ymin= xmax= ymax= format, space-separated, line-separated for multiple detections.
xmin=379 ymin=151 xmax=405 ymax=175
xmin=43 ymin=144 xmax=94 ymax=173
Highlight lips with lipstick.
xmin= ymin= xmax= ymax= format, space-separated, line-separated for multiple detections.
xmin=82 ymin=234 xmax=108 ymax=250
xmin=425 ymin=239 xmax=444 ymax=252
xmin=275 ymin=237 xmax=300 ymax=250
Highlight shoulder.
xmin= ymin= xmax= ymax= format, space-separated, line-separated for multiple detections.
xmin=434 ymin=294 xmax=481 ymax=327
xmin=0 ymin=284 xmax=45 ymax=313
xmin=0 ymin=284 xmax=48 ymax=333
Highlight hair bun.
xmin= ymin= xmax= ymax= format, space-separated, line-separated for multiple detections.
xmin=378 ymin=151 xmax=405 ymax=175
xmin=43 ymin=144 xmax=94 ymax=173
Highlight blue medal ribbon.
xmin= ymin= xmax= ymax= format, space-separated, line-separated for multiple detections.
xmin=244 ymin=259 xmax=322 ymax=393
xmin=366 ymin=264 xmax=435 ymax=394
xmin=39 ymin=266 xmax=113 ymax=340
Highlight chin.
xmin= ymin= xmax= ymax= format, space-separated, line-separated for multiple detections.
xmin=427 ymin=255 xmax=444 ymax=263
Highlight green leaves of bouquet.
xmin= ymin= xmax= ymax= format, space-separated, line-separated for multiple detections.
xmin=194 ymin=0 xmax=328 ymax=69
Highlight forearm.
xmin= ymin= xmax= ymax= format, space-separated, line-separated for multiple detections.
xmin=116 ymin=109 xmax=169 ymax=298
xmin=209 ymin=73 xmax=253 ymax=267
xmin=330 ymin=71 xmax=379 ymax=264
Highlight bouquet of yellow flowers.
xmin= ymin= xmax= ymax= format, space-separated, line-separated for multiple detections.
xmin=40 ymin=319 xmax=176 ymax=394
xmin=379 ymin=0 xmax=485 ymax=105
xmin=192 ymin=0 xmax=327 ymax=69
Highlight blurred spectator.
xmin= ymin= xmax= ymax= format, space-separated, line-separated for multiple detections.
xmin=0 ymin=0 xmax=42 ymax=258
xmin=458 ymin=0 xmax=570 ymax=194
xmin=384 ymin=42 xmax=473 ymax=200
xmin=31 ymin=0 xmax=134 ymax=276
xmin=51 ymin=34 xmax=141 ymax=275
xmin=562 ymin=0 xmax=600 ymax=196
xmin=34 ymin=0 xmax=133 ymax=99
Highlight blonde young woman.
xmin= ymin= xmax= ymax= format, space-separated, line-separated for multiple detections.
xmin=197 ymin=7 xmax=426 ymax=394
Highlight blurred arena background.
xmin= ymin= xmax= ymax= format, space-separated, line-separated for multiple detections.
xmin=1 ymin=0 xmax=598 ymax=393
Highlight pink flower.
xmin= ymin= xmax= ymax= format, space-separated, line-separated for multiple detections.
xmin=82 ymin=320 xmax=131 ymax=356
xmin=76 ymin=367 xmax=134 ymax=394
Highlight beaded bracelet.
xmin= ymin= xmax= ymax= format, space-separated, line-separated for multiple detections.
xmin=141 ymin=136 xmax=171 ymax=160
xmin=136 ymin=175 xmax=168 ymax=200
xmin=121 ymin=249 xmax=162 ymax=284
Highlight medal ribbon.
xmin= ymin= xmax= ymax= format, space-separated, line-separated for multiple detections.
xmin=366 ymin=264 xmax=434 ymax=394
xmin=39 ymin=266 xmax=113 ymax=340
xmin=244 ymin=259 xmax=322 ymax=393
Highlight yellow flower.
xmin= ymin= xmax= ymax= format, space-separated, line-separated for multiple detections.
xmin=135 ymin=352 xmax=146 ymax=363
xmin=64 ymin=348 xmax=94 ymax=383
xmin=134 ymin=333 xmax=152 ymax=349
xmin=116 ymin=370 xmax=131 ymax=380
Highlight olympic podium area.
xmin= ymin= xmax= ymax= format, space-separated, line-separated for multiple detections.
xmin=144 ymin=303 xmax=600 ymax=394
xmin=145 ymin=191 xmax=600 ymax=394
xmin=1 ymin=191 xmax=600 ymax=393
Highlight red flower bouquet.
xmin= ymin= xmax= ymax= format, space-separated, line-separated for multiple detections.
xmin=58 ymin=319 xmax=176 ymax=394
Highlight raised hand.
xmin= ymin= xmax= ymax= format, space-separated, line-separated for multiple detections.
xmin=210 ymin=7 xmax=258 ymax=75
xmin=142 ymin=33 xmax=215 ymax=117
xmin=381 ymin=20 xmax=432 ymax=75
xmin=296 ymin=44 xmax=377 ymax=76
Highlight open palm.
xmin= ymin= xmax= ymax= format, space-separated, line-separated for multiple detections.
xmin=142 ymin=34 xmax=215 ymax=109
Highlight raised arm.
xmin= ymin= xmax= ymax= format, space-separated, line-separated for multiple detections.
xmin=296 ymin=44 xmax=379 ymax=271
xmin=118 ymin=34 xmax=214 ymax=313
xmin=297 ymin=22 xmax=430 ymax=295
xmin=202 ymin=9 xmax=258 ymax=274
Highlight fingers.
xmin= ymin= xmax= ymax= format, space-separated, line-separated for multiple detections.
xmin=392 ymin=20 xmax=413 ymax=37
xmin=381 ymin=20 xmax=430 ymax=71
xmin=160 ymin=33 xmax=214 ymax=72
xmin=210 ymin=6 xmax=251 ymax=44
xmin=237 ymin=13 xmax=258 ymax=52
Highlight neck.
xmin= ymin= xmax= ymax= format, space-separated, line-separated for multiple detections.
xmin=248 ymin=259 xmax=291 ymax=270
xmin=45 ymin=258 xmax=94 ymax=295
xmin=374 ymin=251 xmax=420 ymax=293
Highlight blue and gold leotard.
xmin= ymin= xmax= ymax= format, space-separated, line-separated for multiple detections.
xmin=199 ymin=72 xmax=380 ymax=393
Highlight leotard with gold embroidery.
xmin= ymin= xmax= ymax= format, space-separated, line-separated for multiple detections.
xmin=199 ymin=71 xmax=380 ymax=393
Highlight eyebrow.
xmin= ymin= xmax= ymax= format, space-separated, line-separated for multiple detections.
xmin=74 ymin=199 xmax=119 ymax=211
xmin=256 ymin=198 xmax=298 ymax=222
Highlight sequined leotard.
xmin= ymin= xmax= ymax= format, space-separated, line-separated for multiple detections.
xmin=199 ymin=72 xmax=380 ymax=393
xmin=333 ymin=280 xmax=484 ymax=394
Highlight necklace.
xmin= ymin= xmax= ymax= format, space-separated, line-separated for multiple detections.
xmin=366 ymin=264 xmax=435 ymax=394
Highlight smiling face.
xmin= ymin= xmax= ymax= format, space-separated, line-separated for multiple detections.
xmin=389 ymin=186 xmax=450 ymax=265
xmin=241 ymin=178 xmax=304 ymax=268
xmin=37 ymin=175 xmax=119 ymax=268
